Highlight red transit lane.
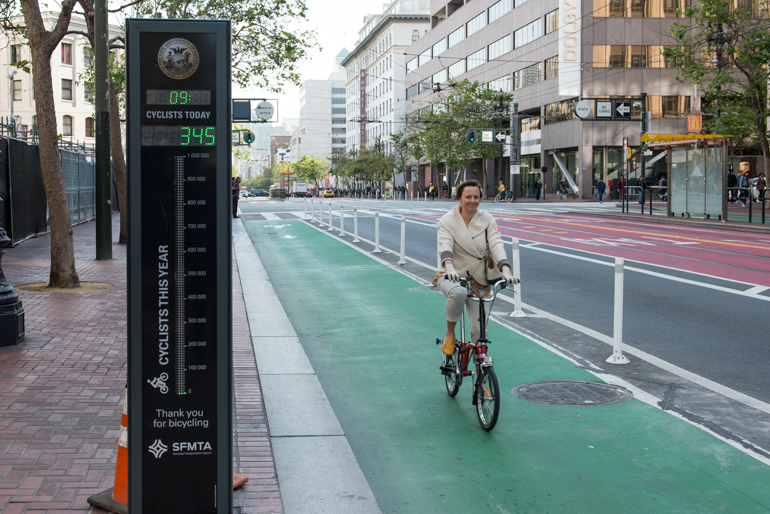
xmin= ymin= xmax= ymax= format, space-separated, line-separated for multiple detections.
xmin=410 ymin=212 xmax=770 ymax=287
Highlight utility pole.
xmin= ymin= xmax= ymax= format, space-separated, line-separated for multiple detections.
xmin=94 ymin=0 xmax=112 ymax=260
xmin=640 ymin=92 xmax=646 ymax=200
xmin=511 ymin=102 xmax=519 ymax=201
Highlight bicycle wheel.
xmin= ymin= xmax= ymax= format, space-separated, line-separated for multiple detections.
xmin=443 ymin=352 xmax=462 ymax=397
xmin=505 ymin=194 xmax=513 ymax=203
xmin=476 ymin=367 xmax=500 ymax=431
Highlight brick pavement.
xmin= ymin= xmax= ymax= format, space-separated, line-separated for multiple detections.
xmin=0 ymin=215 xmax=282 ymax=513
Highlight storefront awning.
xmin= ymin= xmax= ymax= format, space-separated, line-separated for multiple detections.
xmin=641 ymin=133 xmax=733 ymax=143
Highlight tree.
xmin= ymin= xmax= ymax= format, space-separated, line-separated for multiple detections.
xmin=1 ymin=1 xmax=81 ymax=287
xmin=667 ymin=0 xmax=770 ymax=167
xmin=293 ymin=155 xmax=329 ymax=187
xmin=406 ymin=80 xmax=511 ymax=198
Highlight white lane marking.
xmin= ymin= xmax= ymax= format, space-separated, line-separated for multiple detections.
xmin=744 ymin=285 xmax=769 ymax=295
xmin=261 ymin=213 xmax=280 ymax=221
xmin=641 ymin=237 xmax=700 ymax=245
xmin=302 ymin=221 xmax=770 ymax=463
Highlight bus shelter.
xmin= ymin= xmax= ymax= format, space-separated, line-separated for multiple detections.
xmin=642 ymin=133 xmax=732 ymax=220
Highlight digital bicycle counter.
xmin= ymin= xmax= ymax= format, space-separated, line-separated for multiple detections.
xmin=126 ymin=19 xmax=232 ymax=514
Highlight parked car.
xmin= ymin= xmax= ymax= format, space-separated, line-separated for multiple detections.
xmin=323 ymin=190 xmax=334 ymax=198
xmin=252 ymin=189 xmax=269 ymax=197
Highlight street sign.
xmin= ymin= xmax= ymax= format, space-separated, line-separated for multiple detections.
xmin=254 ymin=101 xmax=274 ymax=121
xmin=511 ymin=164 xmax=521 ymax=175
xmin=615 ymin=100 xmax=631 ymax=118
xmin=596 ymin=101 xmax=612 ymax=118
xmin=127 ymin=19 xmax=232 ymax=513
xmin=494 ymin=131 xmax=506 ymax=142
xmin=481 ymin=130 xmax=493 ymax=143
xmin=574 ymin=100 xmax=591 ymax=118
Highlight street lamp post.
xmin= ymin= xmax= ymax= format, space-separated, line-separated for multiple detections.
xmin=7 ymin=70 xmax=17 ymax=137
xmin=495 ymin=90 xmax=511 ymax=200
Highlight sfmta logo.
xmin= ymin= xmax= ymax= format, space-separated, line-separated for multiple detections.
xmin=173 ymin=441 xmax=212 ymax=451
xmin=148 ymin=439 xmax=168 ymax=458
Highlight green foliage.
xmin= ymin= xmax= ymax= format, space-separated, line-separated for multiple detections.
xmin=77 ymin=48 xmax=126 ymax=113
xmin=293 ymin=155 xmax=329 ymax=185
xmin=666 ymin=0 xmax=770 ymax=156
xmin=134 ymin=0 xmax=318 ymax=91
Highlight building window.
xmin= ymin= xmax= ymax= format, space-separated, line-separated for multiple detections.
xmin=488 ymin=34 xmax=512 ymax=61
xmin=12 ymin=80 xmax=21 ymax=101
xmin=419 ymin=48 xmax=432 ymax=66
xmin=544 ymin=98 xmax=578 ymax=124
xmin=332 ymin=97 xmax=345 ymax=104
xmin=513 ymin=63 xmax=541 ymax=90
xmin=412 ymin=30 xmax=419 ymax=42
xmin=594 ymin=0 xmax=690 ymax=17
xmin=448 ymin=26 xmax=465 ymax=48
xmin=448 ymin=60 xmax=465 ymax=80
xmin=85 ymin=117 xmax=94 ymax=137
xmin=406 ymin=84 xmax=418 ymax=99
xmin=332 ymin=128 xmax=346 ymax=134
xmin=332 ymin=138 xmax=346 ymax=144
xmin=61 ymin=43 xmax=72 ymax=64
xmin=466 ymin=48 xmax=486 ymax=71
xmin=592 ymin=45 xmax=677 ymax=68
xmin=545 ymin=56 xmax=559 ymax=79
xmin=407 ymin=57 xmax=418 ymax=73
xmin=521 ymin=116 xmax=540 ymax=132
xmin=10 ymin=44 xmax=20 ymax=64
xmin=662 ymin=95 xmax=690 ymax=117
xmin=433 ymin=38 xmax=447 ymax=56
xmin=514 ymin=20 xmax=542 ymax=49
xmin=433 ymin=69 xmax=448 ymax=85
xmin=545 ymin=9 xmax=559 ymax=34
xmin=332 ymin=107 xmax=346 ymax=114
xmin=84 ymin=48 xmax=94 ymax=68
xmin=85 ymin=84 xmax=95 ymax=103
xmin=419 ymin=78 xmax=431 ymax=93
xmin=489 ymin=0 xmax=512 ymax=23
xmin=62 ymin=79 xmax=73 ymax=100
xmin=332 ymin=87 xmax=345 ymax=94
xmin=488 ymin=75 xmax=512 ymax=92
xmin=466 ymin=13 xmax=485 ymax=37
xmin=515 ymin=0 xmax=530 ymax=7
xmin=62 ymin=115 xmax=73 ymax=136
xmin=332 ymin=118 xmax=346 ymax=124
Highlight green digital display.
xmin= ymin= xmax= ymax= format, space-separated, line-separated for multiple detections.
xmin=141 ymin=125 xmax=216 ymax=146
xmin=146 ymin=89 xmax=211 ymax=105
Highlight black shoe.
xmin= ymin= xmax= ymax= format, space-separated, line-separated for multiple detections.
xmin=233 ymin=215 xmax=240 ymax=218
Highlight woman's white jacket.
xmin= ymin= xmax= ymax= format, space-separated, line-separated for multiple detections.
xmin=437 ymin=205 xmax=509 ymax=285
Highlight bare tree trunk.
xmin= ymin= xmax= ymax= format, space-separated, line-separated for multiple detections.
xmin=21 ymin=0 xmax=79 ymax=288
xmin=482 ymin=158 xmax=488 ymax=200
xmin=109 ymin=77 xmax=127 ymax=244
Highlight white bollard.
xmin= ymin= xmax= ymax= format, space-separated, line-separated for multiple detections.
xmin=338 ymin=205 xmax=345 ymax=236
xmin=509 ymin=237 xmax=527 ymax=317
xmin=353 ymin=207 xmax=360 ymax=242
xmin=398 ymin=216 xmax=406 ymax=265
xmin=373 ymin=211 xmax=382 ymax=253
xmin=328 ymin=203 xmax=334 ymax=231
xmin=436 ymin=222 xmax=441 ymax=268
xmin=304 ymin=198 xmax=307 ymax=220
xmin=607 ymin=257 xmax=630 ymax=364
xmin=310 ymin=199 xmax=315 ymax=223
xmin=318 ymin=202 xmax=324 ymax=227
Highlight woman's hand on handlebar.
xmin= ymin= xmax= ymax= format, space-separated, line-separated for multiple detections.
xmin=502 ymin=266 xmax=520 ymax=286
xmin=444 ymin=263 xmax=461 ymax=282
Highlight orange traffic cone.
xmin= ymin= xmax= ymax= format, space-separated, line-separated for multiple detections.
xmin=233 ymin=472 xmax=249 ymax=489
xmin=88 ymin=385 xmax=128 ymax=514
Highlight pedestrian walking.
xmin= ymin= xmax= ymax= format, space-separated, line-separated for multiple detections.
xmin=434 ymin=180 xmax=519 ymax=355
xmin=756 ymin=172 xmax=766 ymax=204
xmin=658 ymin=175 xmax=667 ymax=200
xmin=443 ymin=183 xmax=448 ymax=198
xmin=739 ymin=170 xmax=750 ymax=207
xmin=597 ymin=178 xmax=606 ymax=203
xmin=636 ymin=175 xmax=647 ymax=204
xmin=727 ymin=167 xmax=737 ymax=202
xmin=429 ymin=182 xmax=436 ymax=201
xmin=535 ymin=178 xmax=542 ymax=201
xmin=232 ymin=176 xmax=241 ymax=218
xmin=560 ymin=179 xmax=569 ymax=201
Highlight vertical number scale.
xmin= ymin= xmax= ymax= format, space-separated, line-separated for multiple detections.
xmin=176 ymin=156 xmax=186 ymax=395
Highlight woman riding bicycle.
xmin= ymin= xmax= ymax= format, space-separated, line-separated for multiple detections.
xmin=435 ymin=180 xmax=519 ymax=356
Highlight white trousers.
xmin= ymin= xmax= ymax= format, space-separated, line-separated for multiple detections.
xmin=438 ymin=276 xmax=490 ymax=344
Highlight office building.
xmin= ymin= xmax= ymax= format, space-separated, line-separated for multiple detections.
xmin=341 ymin=0 xmax=430 ymax=155
xmin=404 ymin=0 xmax=696 ymax=198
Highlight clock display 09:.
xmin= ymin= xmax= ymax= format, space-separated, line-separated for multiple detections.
xmin=146 ymin=89 xmax=211 ymax=105
xmin=141 ymin=125 xmax=216 ymax=146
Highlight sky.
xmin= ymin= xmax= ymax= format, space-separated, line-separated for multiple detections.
xmin=232 ymin=0 xmax=390 ymax=127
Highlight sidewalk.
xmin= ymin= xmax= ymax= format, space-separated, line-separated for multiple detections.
xmin=0 ymin=214 xmax=281 ymax=514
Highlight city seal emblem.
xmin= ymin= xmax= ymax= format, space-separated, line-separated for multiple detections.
xmin=157 ymin=38 xmax=199 ymax=80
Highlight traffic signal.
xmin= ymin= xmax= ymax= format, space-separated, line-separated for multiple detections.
xmin=242 ymin=130 xmax=255 ymax=144
xmin=541 ymin=166 xmax=547 ymax=174
xmin=465 ymin=130 xmax=478 ymax=143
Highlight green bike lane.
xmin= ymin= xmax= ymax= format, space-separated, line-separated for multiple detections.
xmin=242 ymin=219 xmax=770 ymax=514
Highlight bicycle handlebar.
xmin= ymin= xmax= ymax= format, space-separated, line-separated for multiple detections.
xmin=459 ymin=274 xmax=507 ymax=302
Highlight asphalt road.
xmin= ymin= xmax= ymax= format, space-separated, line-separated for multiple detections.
xmin=240 ymin=196 xmax=770 ymax=453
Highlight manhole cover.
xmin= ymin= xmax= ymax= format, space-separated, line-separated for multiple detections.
xmin=512 ymin=380 xmax=632 ymax=407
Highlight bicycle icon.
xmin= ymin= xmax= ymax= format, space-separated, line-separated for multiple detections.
xmin=147 ymin=373 xmax=169 ymax=394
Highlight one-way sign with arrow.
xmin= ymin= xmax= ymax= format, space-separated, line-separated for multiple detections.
xmin=467 ymin=128 xmax=509 ymax=144
xmin=615 ymin=101 xmax=631 ymax=118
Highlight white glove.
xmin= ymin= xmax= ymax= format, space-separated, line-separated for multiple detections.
xmin=444 ymin=263 xmax=460 ymax=282
xmin=502 ymin=266 xmax=520 ymax=286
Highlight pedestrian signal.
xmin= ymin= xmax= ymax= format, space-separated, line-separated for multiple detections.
xmin=465 ymin=130 xmax=479 ymax=143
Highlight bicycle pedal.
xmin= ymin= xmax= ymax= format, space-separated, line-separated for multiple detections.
xmin=435 ymin=338 xmax=441 ymax=345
